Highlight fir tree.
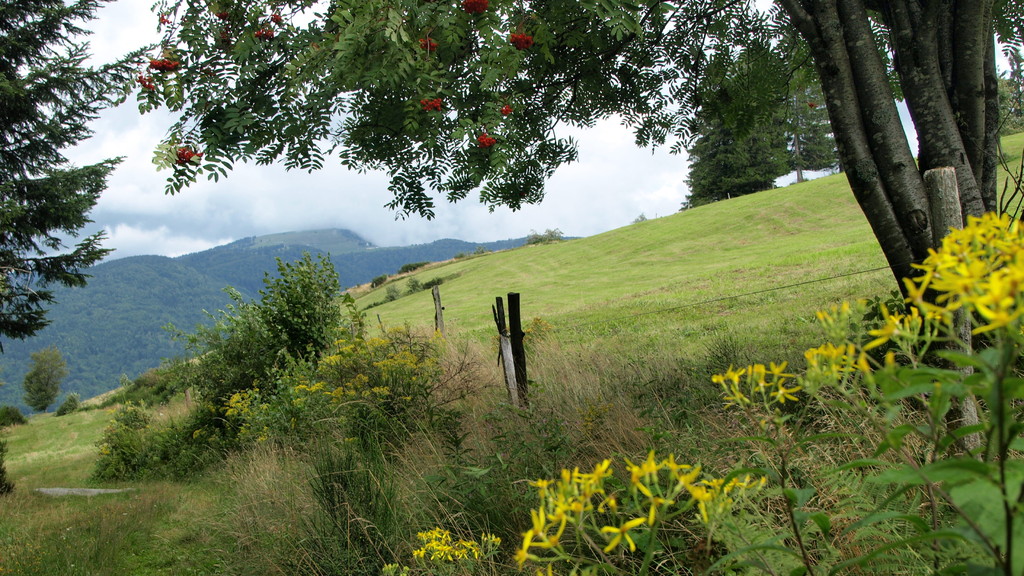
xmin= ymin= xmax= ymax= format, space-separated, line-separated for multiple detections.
xmin=0 ymin=0 xmax=135 ymax=349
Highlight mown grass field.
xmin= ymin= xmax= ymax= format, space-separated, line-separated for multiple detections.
xmin=2 ymin=131 xmax=1022 ymax=575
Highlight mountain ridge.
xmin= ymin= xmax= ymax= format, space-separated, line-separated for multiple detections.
xmin=0 ymin=229 xmax=526 ymax=411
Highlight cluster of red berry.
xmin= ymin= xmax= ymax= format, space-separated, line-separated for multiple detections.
xmin=807 ymin=102 xmax=818 ymax=109
xmin=509 ymin=33 xmax=534 ymax=50
xmin=271 ymin=13 xmax=283 ymax=24
xmin=159 ymin=14 xmax=171 ymax=24
xmin=215 ymin=11 xmax=229 ymax=20
xmin=477 ymin=133 xmax=496 ymax=147
xmin=500 ymin=104 xmax=513 ymax=115
xmin=137 ymin=74 xmax=156 ymax=90
xmin=419 ymin=37 xmax=438 ymax=51
xmin=176 ymin=147 xmax=203 ymax=165
xmin=420 ymin=98 xmax=443 ymax=111
xmin=149 ymin=58 xmax=180 ymax=72
xmin=255 ymin=27 xmax=274 ymax=40
xmin=461 ymin=0 xmax=488 ymax=14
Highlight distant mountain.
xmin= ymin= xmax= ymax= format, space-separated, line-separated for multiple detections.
xmin=0 ymin=230 xmax=524 ymax=410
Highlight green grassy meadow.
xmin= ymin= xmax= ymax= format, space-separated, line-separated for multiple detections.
xmin=1 ymin=132 xmax=1022 ymax=575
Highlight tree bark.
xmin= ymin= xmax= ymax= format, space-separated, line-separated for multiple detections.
xmin=779 ymin=0 xmax=926 ymax=288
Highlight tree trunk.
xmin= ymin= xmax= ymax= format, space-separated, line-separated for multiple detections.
xmin=779 ymin=0 xmax=930 ymax=289
xmin=778 ymin=0 xmax=1001 ymax=288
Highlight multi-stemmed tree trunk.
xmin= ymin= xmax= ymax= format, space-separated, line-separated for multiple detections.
xmin=779 ymin=0 xmax=1002 ymax=289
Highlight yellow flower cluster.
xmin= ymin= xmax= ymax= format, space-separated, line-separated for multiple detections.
xmin=411 ymin=527 xmax=501 ymax=563
xmin=516 ymin=453 xmax=764 ymax=568
xmin=712 ymin=362 xmax=800 ymax=408
xmin=905 ymin=212 xmax=1024 ymax=335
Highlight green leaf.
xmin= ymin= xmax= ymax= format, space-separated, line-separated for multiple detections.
xmin=784 ymin=487 xmax=815 ymax=508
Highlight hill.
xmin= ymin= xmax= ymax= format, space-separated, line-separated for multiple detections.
xmin=0 ymin=231 xmax=524 ymax=410
xmin=354 ymin=132 xmax=1024 ymax=344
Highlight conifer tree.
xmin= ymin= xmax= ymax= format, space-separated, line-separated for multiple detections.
xmin=0 ymin=0 xmax=135 ymax=349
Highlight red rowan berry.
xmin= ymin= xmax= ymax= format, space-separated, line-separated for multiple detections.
xmin=477 ymin=133 xmax=496 ymax=147
xmin=176 ymin=147 xmax=203 ymax=165
xmin=255 ymin=27 xmax=275 ymax=40
xmin=461 ymin=0 xmax=488 ymax=14
xmin=509 ymin=33 xmax=533 ymax=50
xmin=500 ymin=104 xmax=513 ymax=115
xmin=271 ymin=13 xmax=283 ymax=24
xmin=419 ymin=38 xmax=438 ymax=52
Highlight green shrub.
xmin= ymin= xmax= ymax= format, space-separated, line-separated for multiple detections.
xmin=0 ymin=405 xmax=26 ymax=427
xmin=421 ymin=277 xmax=443 ymax=290
xmin=525 ymin=228 xmax=563 ymax=245
xmin=406 ymin=278 xmax=422 ymax=294
xmin=179 ymin=253 xmax=344 ymax=407
xmin=385 ymin=285 xmax=400 ymax=302
xmin=398 ymin=261 xmax=429 ymax=274
xmin=55 ymin=393 xmax=80 ymax=416
xmin=102 ymin=366 xmax=185 ymax=408
xmin=371 ymin=274 xmax=388 ymax=288
xmin=93 ymin=403 xmax=152 ymax=481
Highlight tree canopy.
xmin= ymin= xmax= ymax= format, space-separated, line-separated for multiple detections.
xmin=143 ymin=0 xmax=1023 ymax=287
xmin=22 ymin=345 xmax=67 ymax=412
xmin=1 ymin=0 xmax=136 ymax=348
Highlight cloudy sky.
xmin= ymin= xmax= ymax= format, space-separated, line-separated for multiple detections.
xmin=67 ymin=1 xmax=694 ymax=260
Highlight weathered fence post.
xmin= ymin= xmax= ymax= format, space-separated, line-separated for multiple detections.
xmin=432 ymin=285 xmax=445 ymax=337
xmin=924 ymin=166 xmax=981 ymax=454
xmin=507 ymin=292 xmax=528 ymax=405
xmin=493 ymin=296 xmax=526 ymax=408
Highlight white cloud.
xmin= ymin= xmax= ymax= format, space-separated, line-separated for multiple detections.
xmin=104 ymin=224 xmax=234 ymax=258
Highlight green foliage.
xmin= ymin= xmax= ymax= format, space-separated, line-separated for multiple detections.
xmin=102 ymin=367 xmax=185 ymax=408
xmin=92 ymin=403 xmax=152 ymax=481
xmin=525 ymin=229 xmax=564 ymax=245
xmin=421 ymin=277 xmax=444 ymax=290
xmin=372 ymin=274 xmax=389 ymax=288
xmin=385 ymin=284 xmax=401 ymax=302
xmin=407 ymin=278 xmax=423 ymax=294
xmin=302 ymin=442 xmax=407 ymax=575
xmin=399 ymin=262 xmax=431 ymax=274
xmin=22 ymin=346 xmax=68 ymax=412
xmin=0 ymin=0 xmax=137 ymax=346
xmin=1000 ymin=48 xmax=1024 ymax=136
xmin=259 ymin=253 xmax=344 ymax=361
xmin=685 ymin=113 xmax=790 ymax=207
xmin=0 ymin=439 xmax=12 ymax=495
xmin=0 ymin=405 xmax=26 ymax=427
xmin=55 ymin=393 xmax=80 ymax=417
xmin=182 ymin=253 xmax=344 ymax=407
xmin=92 ymin=402 xmax=226 ymax=481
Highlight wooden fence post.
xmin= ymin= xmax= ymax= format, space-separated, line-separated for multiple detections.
xmin=493 ymin=296 xmax=525 ymax=408
xmin=432 ymin=285 xmax=445 ymax=337
xmin=507 ymin=292 xmax=528 ymax=406
xmin=924 ymin=166 xmax=981 ymax=454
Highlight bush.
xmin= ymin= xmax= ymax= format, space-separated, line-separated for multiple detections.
xmin=180 ymin=252 xmax=345 ymax=407
xmin=421 ymin=277 xmax=443 ymax=290
xmin=398 ymin=261 xmax=429 ymax=274
xmin=525 ymin=228 xmax=564 ymax=245
xmin=371 ymin=274 xmax=388 ymax=288
xmin=102 ymin=366 xmax=184 ymax=408
xmin=385 ymin=285 xmax=400 ymax=302
xmin=55 ymin=393 xmax=80 ymax=416
xmin=0 ymin=405 xmax=26 ymax=427
xmin=406 ymin=278 xmax=422 ymax=294
xmin=0 ymin=439 xmax=13 ymax=495
xmin=93 ymin=403 xmax=152 ymax=481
